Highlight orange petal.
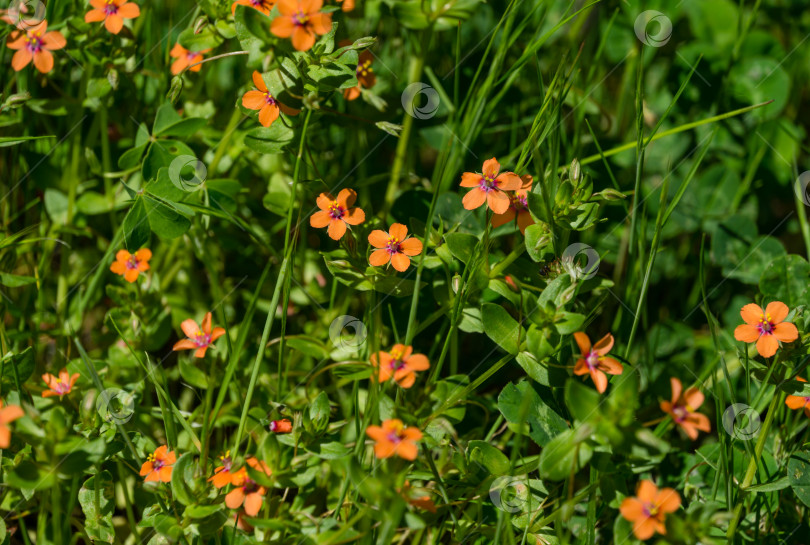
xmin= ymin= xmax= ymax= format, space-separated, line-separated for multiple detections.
xmin=633 ymin=518 xmax=657 ymax=541
xmin=462 ymin=188 xmax=487 ymax=210
xmin=11 ymin=48 xmax=32 ymax=71
xmin=405 ymin=354 xmax=430 ymax=371
xmin=495 ymin=172 xmax=523 ymax=191
xmin=756 ymin=334 xmax=779 ymax=358
xmin=315 ymin=192 xmax=334 ymax=210
xmin=104 ymin=13 xmax=124 ymax=34
xmin=765 ymin=301 xmax=790 ymax=323
xmin=683 ymin=387 xmax=704 ymax=410
xmin=291 ymin=26 xmax=315 ymax=51
xmin=597 ymin=356 xmax=623 ymax=375
xmin=619 ymin=497 xmax=643 ymax=522
xmin=486 ymin=191 xmax=509 ymax=214
xmin=368 ymin=230 xmax=389 ymax=248
xmin=181 ymin=319 xmax=201 ymax=338
xmin=573 ymin=332 xmax=591 ymax=355
xmin=482 ymin=158 xmax=500 ymax=178
xmin=786 ymin=395 xmax=807 ymax=410
xmin=344 ymin=207 xmax=365 ymax=225
xmin=395 ymin=440 xmax=418 ymax=460
xmin=590 ymin=368 xmax=607 ymax=393
xmin=740 ymin=303 xmax=764 ymax=325
xmin=573 ymin=359 xmax=589 ymax=376
xmin=336 ymin=188 xmax=356 ymax=208
xmin=258 ymin=103 xmax=280 ymax=127
xmin=327 ymin=219 xmax=347 ymax=240
xmin=388 ymin=223 xmax=408 ymax=241
xmin=399 ymin=237 xmax=422 ymax=256
xmin=655 ymin=488 xmax=681 ymax=513
xmin=516 ymin=210 xmax=534 ymax=234
xmin=734 ymin=323 xmax=759 ymax=343
xmin=636 ymin=480 xmax=658 ymax=503
xmin=110 ymin=259 xmax=127 ymax=275
xmin=244 ymin=492 xmax=263 ymax=516
xmin=310 ymin=210 xmax=331 ymax=228
xmin=173 ymin=339 xmax=197 ymax=351
xmin=592 ymin=333 xmax=614 ymax=355
xmin=391 ymin=253 xmax=410 ymax=272
xmin=669 ymin=377 xmax=682 ymax=405
xmin=135 ymin=248 xmax=151 ymax=262
xmin=275 ymin=0 xmax=298 ymax=15
xmin=119 ymin=2 xmax=140 ymax=18
xmin=252 ymin=70 xmax=268 ymax=92
xmin=225 ymin=488 xmax=245 ymax=509
xmin=369 ymin=249 xmax=390 ymax=267
xmin=194 ymin=346 xmax=209 ymax=358
xmin=242 ymin=90 xmax=267 ymax=110
xmin=210 ymin=327 xmax=226 ymax=342
xmin=374 ymin=440 xmax=396 ymax=459
xmin=85 ymin=9 xmax=106 ymax=22
xmin=491 ymin=209 xmax=516 ymax=229
xmin=309 ymin=12 xmax=332 ymax=35
xmin=270 ymin=15 xmax=295 ymax=38
xmin=123 ymin=268 xmax=139 ymax=283
xmin=773 ymin=322 xmax=798 ymax=343
xmin=460 ymin=172 xmax=481 ymax=188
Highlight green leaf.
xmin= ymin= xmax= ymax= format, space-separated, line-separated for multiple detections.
xmin=538 ymin=427 xmax=592 ymax=481
xmin=142 ymin=139 xmax=195 ymax=181
xmin=309 ymin=391 xmax=330 ymax=433
xmin=468 ymin=440 xmax=510 ymax=475
xmin=444 ymin=232 xmax=479 ymax=264
xmin=245 ymin=123 xmax=295 ymax=155
xmin=143 ymin=195 xmax=192 ymax=239
xmin=481 ymin=303 xmax=524 ymax=354
xmin=498 ymin=381 xmax=567 ymax=447
xmin=170 ymin=454 xmax=196 ymax=506
xmin=565 ymin=379 xmax=601 ymax=423
xmin=789 ymin=452 xmax=810 ymax=507
xmin=1 ymin=347 xmax=35 ymax=393
xmin=306 ymin=58 xmax=358 ymax=91
xmin=759 ymin=254 xmax=810 ymax=308
xmin=524 ymin=223 xmax=551 ymax=262
xmin=79 ymin=471 xmax=115 ymax=544
xmin=117 ymin=142 xmax=149 ymax=170
xmin=0 ymin=135 xmax=55 ymax=147
xmin=0 ymin=273 xmax=36 ymax=287
xmin=152 ymin=102 xmax=182 ymax=135
xmin=122 ymin=198 xmax=150 ymax=251
xmin=179 ymin=358 xmax=208 ymax=389
xmin=178 ymin=26 xmax=225 ymax=53
xmin=7 ymin=460 xmax=57 ymax=490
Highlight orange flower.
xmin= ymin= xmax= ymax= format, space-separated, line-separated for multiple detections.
xmin=734 ymin=301 xmax=798 ymax=358
xmin=620 ymin=480 xmax=680 ymax=541
xmin=209 ymin=450 xmax=235 ymax=488
xmin=459 ymin=157 xmax=523 ymax=215
xmin=269 ymin=419 xmax=293 ymax=433
xmin=310 ymin=188 xmax=365 ymax=240
xmin=0 ymin=400 xmax=24 ymax=448
xmin=491 ymin=175 xmax=535 ymax=234
xmin=368 ymin=223 xmax=423 ymax=272
xmin=370 ymin=344 xmax=430 ymax=388
xmin=110 ymin=248 xmax=151 ymax=283
xmin=139 ymin=445 xmax=176 ymax=482
xmin=659 ymin=377 xmax=710 ymax=440
xmin=84 ymin=0 xmax=140 ymax=35
xmin=6 ymin=20 xmax=66 ymax=73
xmin=785 ymin=377 xmax=810 ymax=417
xmin=270 ymin=0 xmax=332 ymax=52
xmin=344 ymin=50 xmax=375 ymax=101
xmin=172 ymin=312 xmax=226 ymax=358
xmin=365 ymin=419 xmax=422 ymax=460
xmin=169 ymin=43 xmax=211 ymax=75
xmin=42 ymin=369 xmax=80 ymax=399
xmin=336 ymin=0 xmax=354 ymax=12
xmin=231 ymin=0 xmax=275 ymax=15
xmin=242 ymin=70 xmax=299 ymax=128
xmin=573 ymin=332 xmax=623 ymax=394
xmin=225 ymin=458 xmax=272 ymax=517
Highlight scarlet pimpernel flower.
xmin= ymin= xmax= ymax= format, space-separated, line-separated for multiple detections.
xmin=110 ymin=248 xmax=151 ymax=283
xmin=785 ymin=377 xmax=810 ymax=417
xmin=573 ymin=332 xmax=623 ymax=394
xmin=310 ymin=188 xmax=365 ymax=240
xmin=231 ymin=0 xmax=275 ymax=15
xmin=269 ymin=419 xmax=293 ymax=433
xmin=660 ymin=377 xmax=710 ymax=440
xmin=225 ymin=458 xmax=272 ymax=517
xmin=368 ymin=223 xmax=422 ymax=272
xmin=460 ymin=157 xmax=523 ymax=214
xmin=84 ymin=0 xmax=140 ymax=34
xmin=172 ymin=312 xmax=226 ymax=358
xmin=6 ymin=20 xmax=66 ymax=73
xmin=344 ymin=50 xmax=375 ymax=101
xmin=370 ymin=344 xmax=429 ymax=388
xmin=620 ymin=480 xmax=680 ymax=541
xmin=209 ymin=450 xmax=235 ymax=488
xmin=734 ymin=301 xmax=798 ymax=358
xmin=0 ymin=400 xmax=24 ymax=448
xmin=42 ymin=369 xmax=80 ymax=399
xmin=140 ymin=445 xmax=176 ymax=482
xmin=169 ymin=43 xmax=210 ymax=75
xmin=270 ymin=0 xmax=332 ymax=52
xmin=366 ymin=419 xmax=422 ymax=460
xmin=242 ymin=70 xmax=298 ymax=128
xmin=491 ymin=174 xmax=535 ymax=234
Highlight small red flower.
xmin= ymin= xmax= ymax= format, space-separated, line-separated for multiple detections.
xmin=366 ymin=419 xmax=422 ymax=461
xmin=368 ymin=223 xmax=423 ymax=272
xmin=172 ymin=312 xmax=226 ymax=358
xmin=491 ymin=175 xmax=535 ymax=234
xmin=733 ymin=301 xmax=798 ymax=358
xmin=310 ymin=188 xmax=365 ymax=240
xmin=620 ymin=480 xmax=680 ymax=541
xmin=6 ymin=20 xmax=66 ymax=73
xmin=169 ymin=43 xmax=211 ymax=75
xmin=269 ymin=419 xmax=293 ymax=433
xmin=110 ymin=248 xmax=151 ymax=283
xmin=225 ymin=458 xmax=272 ymax=517
xmin=242 ymin=70 xmax=299 ymax=128
xmin=270 ymin=0 xmax=332 ymax=52
xmin=459 ymin=158 xmax=523 ymax=214
xmin=42 ymin=369 xmax=80 ymax=399
xmin=660 ymin=377 xmax=711 ymax=440
xmin=572 ymin=332 xmax=623 ymax=394
xmin=139 ymin=445 xmax=176 ymax=482
xmin=370 ymin=344 xmax=430 ymax=388
xmin=84 ymin=0 xmax=140 ymax=35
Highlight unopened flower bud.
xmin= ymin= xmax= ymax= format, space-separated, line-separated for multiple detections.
xmin=193 ymin=16 xmax=208 ymax=35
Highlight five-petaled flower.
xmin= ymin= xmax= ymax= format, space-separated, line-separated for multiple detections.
xmin=269 ymin=419 xmax=293 ymax=433
xmin=491 ymin=174 xmax=535 ymax=234
xmin=140 ymin=445 xmax=176 ymax=482
xmin=310 ymin=188 xmax=365 ymax=240
xmin=42 ymin=369 xmax=80 ymax=399
xmin=368 ymin=223 xmax=423 ymax=272
xmin=659 ymin=377 xmax=710 ymax=440
xmin=85 ymin=0 xmax=140 ymax=35
xmin=110 ymin=248 xmax=151 ymax=283
xmin=573 ymin=332 xmax=623 ymax=394
xmin=169 ymin=43 xmax=211 ymax=75
xmin=460 ymin=157 xmax=523 ymax=215
xmin=270 ymin=0 xmax=332 ymax=52
xmin=225 ymin=458 xmax=272 ymax=517
xmin=242 ymin=70 xmax=298 ymax=128
xmin=231 ymin=0 xmax=275 ymax=15
xmin=366 ymin=419 xmax=422 ymax=460
xmin=6 ymin=20 xmax=66 ymax=73
xmin=0 ymin=400 xmax=24 ymax=449
xmin=344 ymin=50 xmax=375 ymax=101
xmin=620 ymin=480 xmax=681 ymax=541
xmin=785 ymin=377 xmax=810 ymax=417
xmin=172 ymin=312 xmax=226 ymax=358
xmin=371 ymin=344 xmax=430 ymax=388
xmin=209 ymin=450 xmax=235 ymax=488
xmin=734 ymin=301 xmax=798 ymax=358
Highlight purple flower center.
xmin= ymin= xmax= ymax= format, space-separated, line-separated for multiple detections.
xmin=53 ymin=379 xmax=71 ymax=395
xmin=125 ymin=256 xmax=139 ymax=270
xmin=328 ymin=201 xmax=345 ymax=220
xmin=152 ymin=458 xmax=164 ymax=471
xmin=478 ymin=175 xmax=497 ymax=193
xmin=104 ymin=0 xmax=119 ymax=16
xmin=250 ymin=0 xmax=262 ymax=5
xmin=389 ymin=358 xmax=405 ymax=370
xmin=511 ymin=193 xmax=528 ymax=210
xmin=26 ymin=33 xmax=43 ymax=53
xmin=757 ymin=313 xmax=774 ymax=335
xmin=386 ymin=236 xmax=402 ymax=255
xmin=585 ymin=351 xmax=599 ymax=369
xmin=194 ymin=332 xmax=212 ymax=347
xmin=292 ymin=10 xmax=309 ymax=27
xmin=641 ymin=502 xmax=658 ymax=517
xmin=386 ymin=432 xmax=402 ymax=443
xmin=672 ymin=405 xmax=688 ymax=423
